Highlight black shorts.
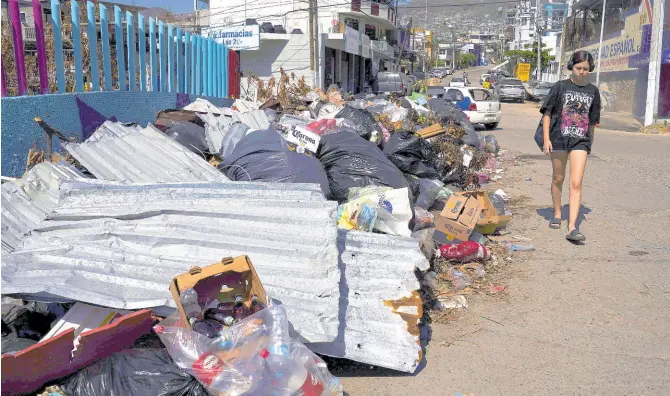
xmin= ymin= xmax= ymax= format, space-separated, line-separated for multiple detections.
xmin=550 ymin=136 xmax=592 ymax=154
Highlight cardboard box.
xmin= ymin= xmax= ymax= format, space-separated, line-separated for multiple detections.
xmin=462 ymin=191 xmax=512 ymax=235
xmin=169 ymin=256 xmax=268 ymax=329
xmin=433 ymin=193 xmax=483 ymax=244
xmin=283 ymin=126 xmax=321 ymax=156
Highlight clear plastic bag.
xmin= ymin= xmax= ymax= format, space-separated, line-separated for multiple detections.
xmin=155 ymin=305 xmax=342 ymax=396
xmin=413 ymin=207 xmax=434 ymax=231
xmin=484 ymin=134 xmax=500 ymax=154
xmin=415 ymin=178 xmax=444 ymax=210
xmin=346 ymin=187 xmax=413 ymax=237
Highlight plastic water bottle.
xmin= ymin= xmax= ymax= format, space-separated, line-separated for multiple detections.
xmin=502 ymin=241 xmax=536 ymax=252
xmin=180 ymin=289 xmax=202 ymax=326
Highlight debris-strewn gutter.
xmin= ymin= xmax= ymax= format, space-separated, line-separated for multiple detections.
xmin=64 ymin=121 xmax=231 ymax=183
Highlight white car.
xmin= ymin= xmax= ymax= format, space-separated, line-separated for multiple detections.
xmin=444 ymin=87 xmax=502 ymax=130
xmin=449 ymin=77 xmax=467 ymax=87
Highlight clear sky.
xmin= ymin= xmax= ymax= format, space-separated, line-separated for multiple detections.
xmin=112 ymin=0 xmax=197 ymax=13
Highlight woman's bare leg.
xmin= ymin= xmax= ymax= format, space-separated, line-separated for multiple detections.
xmin=551 ymin=152 xmax=569 ymax=219
xmin=568 ymin=150 xmax=588 ymax=231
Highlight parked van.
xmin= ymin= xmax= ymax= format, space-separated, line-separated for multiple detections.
xmin=374 ymin=72 xmax=409 ymax=96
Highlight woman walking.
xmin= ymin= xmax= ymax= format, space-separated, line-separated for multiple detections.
xmin=540 ymin=50 xmax=601 ymax=242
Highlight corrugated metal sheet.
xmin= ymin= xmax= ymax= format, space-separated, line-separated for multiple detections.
xmin=1 ymin=166 xmax=429 ymax=372
xmin=2 ymin=179 xmax=340 ymax=343
xmin=307 ymin=231 xmax=429 ymax=373
xmin=232 ymin=109 xmax=270 ymax=130
xmin=64 ymin=122 xmax=231 ymax=183
xmin=1 ymin=162 xmax=85 ymax=253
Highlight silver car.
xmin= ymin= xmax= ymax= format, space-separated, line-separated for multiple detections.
xmin=495 ymin=78 xmax=526 ymax=103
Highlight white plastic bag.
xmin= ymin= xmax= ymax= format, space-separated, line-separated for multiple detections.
xmin=347 ymin=187 xmax=413 ymax=237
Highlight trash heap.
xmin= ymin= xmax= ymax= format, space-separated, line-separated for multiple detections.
xmin=1 ymin=80 xmax=525 ymax=394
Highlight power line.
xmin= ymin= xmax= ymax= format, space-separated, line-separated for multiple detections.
xmin=206 ymin=1 xmax=354 ymax=22
xmin=398 ymin=0 xmax=517 ymax=9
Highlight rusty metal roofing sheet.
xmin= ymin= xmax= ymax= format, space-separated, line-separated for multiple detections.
xmin=63 ymin=122 xmax=231 ymax=183
xmin=307 ymin=231 xmax=428 ymax=373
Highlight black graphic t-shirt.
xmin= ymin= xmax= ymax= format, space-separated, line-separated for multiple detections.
xmin=540 ymin=79 xmax=601 ymax=148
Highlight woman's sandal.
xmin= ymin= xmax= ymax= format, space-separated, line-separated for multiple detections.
xmin=566 ymin=229 xmax=586 ymax=242
xmin=549 ymin=217 xmax=561 ymax=229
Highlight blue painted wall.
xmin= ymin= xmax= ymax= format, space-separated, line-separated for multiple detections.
xmin=1 ymin=91 xmax=233 ymax=177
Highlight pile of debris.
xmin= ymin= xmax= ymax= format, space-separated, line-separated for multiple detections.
xmin=1 ymin=82 xmax=523 ymax=394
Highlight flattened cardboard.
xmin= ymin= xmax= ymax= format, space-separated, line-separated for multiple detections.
xmin=169 ymin=256 xmax=268 ymax=329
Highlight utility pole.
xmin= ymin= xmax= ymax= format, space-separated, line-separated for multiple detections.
xmin=313 ymin=0 xmax=319 ymax=84
xmin=595 ymin=0 xmax=607 ymax=87
xmin=308 ymin=0 xmax=314 ymax=72
xmin=536 ymin=0 xmax=542 ymax=80
xmin=644 ymin=0 xmax=665 ymax=126
xmin=397 ymin=17 xmax=411 ymax=69
xmin=422 ymin=0 xmax=427 ymax=74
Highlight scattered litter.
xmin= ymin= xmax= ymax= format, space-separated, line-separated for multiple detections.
xmin=502 ymin=242 xmax=536 ymax=252
xmin=439 ymin=241 xmax=490 ymax=262
xmin=437 ymin=295 xmax=468 ymax=310
xmin=0 ymin=74 xmax=528 ymax=385
xmin=489 ymin=285 xmax=506 ymax=294
xmin=494 ymin=189 xmax=510 ymax=201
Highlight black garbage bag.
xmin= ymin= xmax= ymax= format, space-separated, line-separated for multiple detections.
xmin=1 ymin=300 xmax=73 ymax=354
xmin=383 ymin=131 xmax=439 ymax=179
xmin=317 ymin=130 xmax=407 ymax=202
xmin=164 ymin=122 xmax=210 ymax=157
xmin=221 ymin=128 xmax=331 ymax=197
xmin=61 ymin=348 xmax=209 ymax=396
xmin=334 ymin=105 xmax=379 ymax=140
xmin=403 ymin=174 xmax=421 ymax=205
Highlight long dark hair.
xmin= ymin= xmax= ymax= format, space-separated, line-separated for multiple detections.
xmin=567 ymin=50 xmax=595 ymax=72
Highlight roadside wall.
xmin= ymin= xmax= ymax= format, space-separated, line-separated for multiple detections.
xmin=0 ymin=91 xmax=233 ymax=177
xmin=240 ymin=34 xmax=314 ymax=93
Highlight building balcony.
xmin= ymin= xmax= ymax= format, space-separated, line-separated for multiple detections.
xmin=21 ymin=25 xmax=36 ymax=42
xmin=371 ymin=39 xmax=394 ymax=58
xmin=348 ymin=0 xmax=396 ymax=29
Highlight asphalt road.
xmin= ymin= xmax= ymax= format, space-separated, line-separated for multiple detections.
xmin=336 ymin=66 xmax=670 ymax=395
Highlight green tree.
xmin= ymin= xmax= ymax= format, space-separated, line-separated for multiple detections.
xmin=457 ymin=53 xmax=477 ymax=69
xmin=504 ymin=42 xmax=555 ymax=71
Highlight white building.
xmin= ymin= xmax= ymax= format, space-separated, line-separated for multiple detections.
xmin=207 ymin=0 xmax=399 ymax=92
xmin=506 ymin=0 xmax=537 ymax=50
